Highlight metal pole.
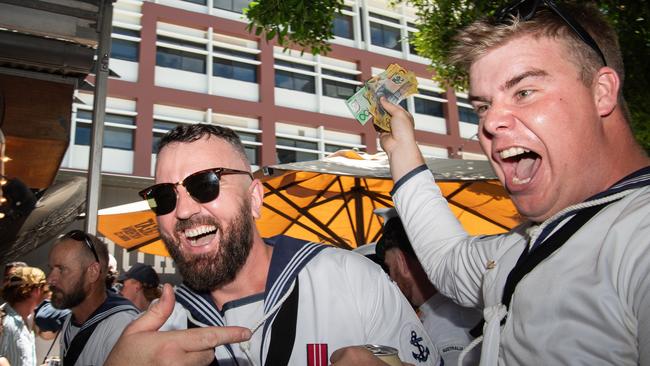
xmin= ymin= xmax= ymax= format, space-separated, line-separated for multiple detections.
xmin=84 ymin=0 xmax=114 ymax=234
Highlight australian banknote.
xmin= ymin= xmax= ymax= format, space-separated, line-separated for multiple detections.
xmin=345 ymin=64 xmax=418 ymax=132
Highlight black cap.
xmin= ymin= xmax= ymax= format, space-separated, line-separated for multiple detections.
xmin=118 ymin=263 xmax=160 ymax=288
xmin=375 ymin=216 xmax=416 ymax=262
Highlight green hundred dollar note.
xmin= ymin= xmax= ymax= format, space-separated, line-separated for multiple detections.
xmin=345 ymin=86 xmax=373 ymax=125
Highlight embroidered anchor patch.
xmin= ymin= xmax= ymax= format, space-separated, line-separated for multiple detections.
xmin=410 ymin=330 xmax=430 ymax=362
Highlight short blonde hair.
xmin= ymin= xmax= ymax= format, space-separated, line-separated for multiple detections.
xmin=449 ymin=2 xmax=625 ymax=102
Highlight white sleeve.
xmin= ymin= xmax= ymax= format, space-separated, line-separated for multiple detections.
xmin=621 ymin=211 xmax=650 ymax=365
xmin=90 ymin=310 xmax=139 ymax=365
xmin=393 ymin=169 xmax=507 ymax=308
xmin=343 ymin=252 xmax=439 ymax=366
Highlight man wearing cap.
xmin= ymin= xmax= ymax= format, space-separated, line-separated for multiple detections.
xmin=376 ymin=215 xmax=481 ymax=366
xmin=0 ymin=266 xmax=49 ymax=366
xmin=119 ymin=263 xmax=162 ymax=311
xmin=47 ymin=230 xmax=140 ymax=366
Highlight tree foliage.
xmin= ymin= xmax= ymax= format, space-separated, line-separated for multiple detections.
xmin=245 ymin=0 xmax=344 ymax=55
xmin=245 ymin=0 xmax=650 ymax=151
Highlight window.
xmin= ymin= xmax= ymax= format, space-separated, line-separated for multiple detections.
xmin=275 ymin=60 xmax=315 ymax=93
xmin=158 ymin=35 xmax=205 ymax=51
xmin=237 ymin=131 xmax=259 ymax=165
xmin=213 ymin=47 xmax=258 ymax=82
xmin=322 ymin=79 xmax=356 ymax=99
xmin=457 ymin=97 xmax=479 ymax=125
xmin=113 ymin=27 xmax=140 ymax=38
xmin=152 ymin=120 xmax=180 ymax=154
xmin=276 ymin=137 xmax=319 ymax=163
xmin=370 ymin=22 xmax=401 ymax=51
xmin=332 ymin=7 xmax=353 ymax=39
xmin=322 ymin=69 xmax=357 ymax=100
xmin=214 ymin=0 xmax=250 ymax=13
xmin=325 ymin=144 xmax=351 ymax=153
xmin=414 ymin=89 xmax=445 ymax=118
xmin=408 ymin=31 xmax=419 ymax=56
xmin=112 ymin=39 xmax=139 ymax=61
xmin=183 ymin=0 xmax=206 ymax=4
xmin=214 ymin=59 xmax=257 ymax=82
xmin=111 ymin=27 xmax=140 ymax=62
xmin=458 ymin=106 xmax=479 ymax=125
xmin=156 ymin=47 xmax=206 ymax=74
xmin=75 ymin=110 xmax=135 ymax=150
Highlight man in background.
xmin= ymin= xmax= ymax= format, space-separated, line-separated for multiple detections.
xmin=119 ymin=263 xmax=162 ymax=311
xmin=376 ymin=213 xmax=481 ymax=366
xmin=48 ymin=230 xmax=139 ymax=365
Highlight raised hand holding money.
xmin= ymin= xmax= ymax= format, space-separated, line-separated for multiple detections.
xmin=345 ymin=64 xmax=418 ymax=132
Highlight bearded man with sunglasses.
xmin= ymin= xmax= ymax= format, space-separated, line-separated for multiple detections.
xmin=106 ymin=124 xmax=436 ymax=366
xmin=47 ymin=230 xmax=139 ymax=366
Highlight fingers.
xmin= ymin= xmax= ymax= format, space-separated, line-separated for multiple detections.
xmin=330 ymin=346 xmax=378 ymax=365
xmin=178 ymin=326 xmax=252 ymax=352
xmin=380 ymin=97 xmax=412 ymax=123
xmin=123 ymin=283 xmax=175 ymax=335
xmin=179 ymin=350 xmax=218 ymax=366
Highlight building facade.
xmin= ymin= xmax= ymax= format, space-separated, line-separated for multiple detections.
xmin=49 ymin=0 xmax=485 ymax=280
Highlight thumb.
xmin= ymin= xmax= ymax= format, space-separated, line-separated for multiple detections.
xmin=123 ymin=283 xmax=175 ymax=335
xmin=379 ymin=96 xmax=399 ymax=114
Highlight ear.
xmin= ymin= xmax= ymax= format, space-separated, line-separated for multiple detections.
xmin=593 ymin=67 xmax=620 ymax=117
xmin=393 ymin=250 xmax=411 ymax=279
xmin=86 ymin=261 xmax=102 ymax=283
xmin=248 ymin=179 xmax=264 ymax=219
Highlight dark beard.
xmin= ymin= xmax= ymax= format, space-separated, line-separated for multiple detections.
xmin=50 ymin=276 xmax=86 ymax=309
xmin=162 ymin=199 xmax=254 ymax=292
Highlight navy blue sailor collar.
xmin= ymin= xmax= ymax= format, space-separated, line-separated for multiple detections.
xmin=174 ymin=235 xmax=326 ymax=327
xmin=63 ymin=291 xmax=139 ymax=351
xmin=531 ymin=165 xmax=650 ymax=250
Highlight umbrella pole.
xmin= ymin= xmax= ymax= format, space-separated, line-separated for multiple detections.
xmin=353 ymin=178 xmax=364 ymax=247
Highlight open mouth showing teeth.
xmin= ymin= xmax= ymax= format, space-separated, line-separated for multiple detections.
xmin=499 ymin=147 xmax=541 ymax=186
xmin=184 ymin=225 xmax=218 ymax=246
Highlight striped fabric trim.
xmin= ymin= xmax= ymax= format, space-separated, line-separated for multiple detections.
xmin=264 ymin=242 xmax=322 ymax=314
xmin=176 ymin=285 xmax=224 ymax=327
xmin=62 ymin=304 xmax=138 ymax=353
xmin=531 ymin=166 xmax=650 ymax=250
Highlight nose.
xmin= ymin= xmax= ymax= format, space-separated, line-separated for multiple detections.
xmin=47 ymin=271 xmax=57 ymax=287
xmin=174 ymin=185 xmax=202 ymax=219
xmin=481 ymin=102 xmax=516 ymax=137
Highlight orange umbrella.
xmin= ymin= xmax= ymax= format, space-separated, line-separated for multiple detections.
xmin=256 ymin=150 xmax=520 ymax=249
xmin=99 ymin=151 xmax=521 ymax=255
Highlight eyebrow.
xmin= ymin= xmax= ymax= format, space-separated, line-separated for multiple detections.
xmin=502 ymin=69 xmax=548 ymax=91
xmin=468 ymin=69 xmax=549 ymax=103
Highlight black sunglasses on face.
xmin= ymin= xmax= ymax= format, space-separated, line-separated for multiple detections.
xmin=495 ymin=0 xmax=607 ymax=66
xmin=65 ymin=230 xmax=100 ymax=263
xmin=139 ymin=167 xmax=254 ymax=216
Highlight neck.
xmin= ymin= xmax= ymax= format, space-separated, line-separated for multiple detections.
xmin=598 ymin=113 xmax=650 ymax=187
xmin=11 ymin=300 xmax=36 ymax=324
xmin=72 ymin=286 xmax=107 ymax=324
xmin=409 ymin=262 xmax=437 ymax=307
xmin=133 ymin=294 xmax=151 ymax=312
xmin=411 ymin=281 xmax=437 ymax=308
xmin=211 ymin=231 xmax=272 ymax=310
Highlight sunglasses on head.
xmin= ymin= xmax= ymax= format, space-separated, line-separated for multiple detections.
xmin=139 ymin=167 xmax=254 ymax=216
xmin=495 ymin=0 xmax=607 ymax=66
xmin=65 ymin=230 xmax=100 ymax=263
